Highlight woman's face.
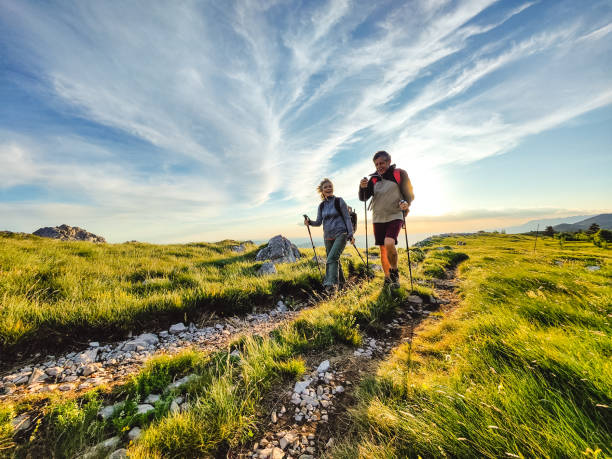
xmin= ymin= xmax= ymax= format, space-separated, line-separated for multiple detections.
xmin=322 ymin=182 xmax=333 ymax=197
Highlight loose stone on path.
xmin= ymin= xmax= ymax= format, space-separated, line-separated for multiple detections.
xmin=1 ymin=298 xmax=303 ymax=399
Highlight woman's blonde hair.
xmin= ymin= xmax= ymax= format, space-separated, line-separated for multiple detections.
xmin=317 ymin=178 xmax=333 ymax=200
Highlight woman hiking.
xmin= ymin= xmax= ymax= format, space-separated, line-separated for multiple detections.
xmin=304 ymin=178 xmax=355 ymax=294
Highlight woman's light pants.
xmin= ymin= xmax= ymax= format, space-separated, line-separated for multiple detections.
xmin=324 ymin=233 xmax=347 ymax=287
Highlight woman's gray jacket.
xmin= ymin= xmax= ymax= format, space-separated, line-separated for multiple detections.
xmin=308 ymin=196 xmax=353 ymax=240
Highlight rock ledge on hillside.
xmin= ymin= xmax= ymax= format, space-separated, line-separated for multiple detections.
xmin=256 ymin=235 xmax=301 ymax=264
xmin=33 ymin=224 xmax=106 ymax=243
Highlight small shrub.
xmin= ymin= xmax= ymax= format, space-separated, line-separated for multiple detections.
xmin=593 ymin=229 xmax=612 ymax=247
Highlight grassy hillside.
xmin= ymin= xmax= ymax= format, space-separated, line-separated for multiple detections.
xmin=1 ymin=233 xmax=609 ymax=458
xmin=0 ymin=234 xmax=328 ymax=356
xmin=335 ymin=234 xmax=611 ymax=458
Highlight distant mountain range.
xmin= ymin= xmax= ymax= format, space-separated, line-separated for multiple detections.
xmin=504 ymin=213 xmax=612 ymax=234
xmin=553 ymin=214 xmax=612 ymax=232
xmin=505 ymin=215 xmax=595 ymax=234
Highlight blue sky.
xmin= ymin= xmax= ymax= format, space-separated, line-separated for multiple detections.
xmin=1 ymin=0 xmax=611 ymax=243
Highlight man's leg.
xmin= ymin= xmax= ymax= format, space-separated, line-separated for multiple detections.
xmin=385 ymin=220 xmax=403 ymax=287
xmin=384 ymin=237 xmax=398 ymax=269
xmin=379 ymin=245 xmax=390 ymax=278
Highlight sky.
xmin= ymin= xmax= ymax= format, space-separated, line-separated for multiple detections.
xmin=1 ymin=0 xmax=611 ymax=244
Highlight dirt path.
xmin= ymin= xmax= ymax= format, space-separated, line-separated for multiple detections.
xmin=237 ymin=268 xmax=460 ymax=459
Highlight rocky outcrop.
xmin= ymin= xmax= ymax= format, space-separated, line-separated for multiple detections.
xmin=33 ymin=224 xmax=106 ymax=243
xmin=256 ymin=235 xmax=301 ymax=264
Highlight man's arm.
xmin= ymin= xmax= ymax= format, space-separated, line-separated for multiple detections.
xmin=399 ymin=169 xmax=414 ymax=205
xmin=358 ymin=179 xmax=374 ymax=201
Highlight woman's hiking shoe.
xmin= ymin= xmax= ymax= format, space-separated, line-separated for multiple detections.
xmin=324 ymin=285 xmax=338 ymax=296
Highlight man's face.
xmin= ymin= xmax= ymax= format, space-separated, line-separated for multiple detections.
xmin=374 ymin=157 xmax=391 ymax=175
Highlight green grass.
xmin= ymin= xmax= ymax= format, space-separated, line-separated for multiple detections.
xmin=0 ymin=403 xmax=14 ymax=453
xmin=334 ymin=234 xmax=611 ymax=458
xmin=0 ymin=240 xmax=441 ymax=458
xmin=0 ymin=235 xmax=331 ymax=354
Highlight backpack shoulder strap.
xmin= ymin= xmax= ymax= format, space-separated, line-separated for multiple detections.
xmin=393 ymin=168 xmax=401 ymax=184
xmin=334 ymin=198 xmax=351 ymax=234
xmin=334 ymin=197 xmax=343 ymax=214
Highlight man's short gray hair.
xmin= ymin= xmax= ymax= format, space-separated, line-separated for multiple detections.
xmin=372 ymin=150 xmax=391 ymax=162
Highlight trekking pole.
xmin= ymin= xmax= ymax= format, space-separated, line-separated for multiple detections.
xmin=303 ymin=215 xmax=324 ymax=281
xmin=407 ymin=307 xmax=415 ymax=372
xmin=362 ymin=178 xmax=370 ymax=282
xmin=400 ymin=201 xmax=414 ymax=291
xmin=350 ymin=241 xmax=366 ymax=265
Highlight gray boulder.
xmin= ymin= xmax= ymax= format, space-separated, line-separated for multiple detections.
xmin=138 ymin=333 xmax=159 ymax=345
xmin=32 ymin=224 xmax=106 ymax=243
xmin=73 ymin=349 xmax=98 ymax=365
xmin=169 ymin=323 xmax=187 ymax=334
xmin=258 ymin=262 xmax=277 ymax=276
xmin=256 ymin=235 xmax=301 ymax=264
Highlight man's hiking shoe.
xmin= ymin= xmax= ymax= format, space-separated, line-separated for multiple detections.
xmin=389 ymin=269 xmax=400 ymax=289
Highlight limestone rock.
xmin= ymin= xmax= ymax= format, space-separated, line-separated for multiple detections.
xmin=32 ymin=224 xmax=106 ymax=243
xmin=294 ymin=379 xmax=312 ymax=394
xmin=128 ymin=426 xmax=142 ymax=441
xmin=109 ymin=449 xmax=128 ymax=459
xmin=136 ymin=404 xmax=154 ymax=415
xmin=316 ymin=360 xmax=330 ymax=373
xmin=256 ymin=235 xmax=301 ymax=264
xmin=11 ymin=414 xmax=32 ymax=433
xmin=138 ymin=333 xmax=159 ymax=345
xmin=45 ymin=367 xmax=64 ymax=378
xmin=145 ymin=393 xmax=161 ymax=404
xmin=123 ymin=340 xmax=147 ymax=352
xmin=99 ymin=404 xmax=119 ymax=420
xmin=169 ymin=323 xmax=187 ymax=334
xmin=74 ymin=349 xmax=98 ymax=365
xmin=407 ymin=295 xmax=423 ymax=304
xmin=258 ymin=262 xmax=277 ymax=276
xmin=81 ymin=364 xmax=97 ymax=377
xmin=28 ymin=368 xmax=47 ymax=385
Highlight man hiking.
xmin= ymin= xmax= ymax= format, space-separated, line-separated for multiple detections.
xmin=359 ymin=150 xmax=414 ymax=288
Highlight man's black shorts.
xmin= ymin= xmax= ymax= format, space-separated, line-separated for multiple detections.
xmin=373 ymin=219 xmax=403 ymax=246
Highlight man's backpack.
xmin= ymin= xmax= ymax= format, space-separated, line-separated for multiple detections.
xmin=318 ymin=198 xmax=358 ymax=234
xmin=371 ymin=168 xmax=402 ymax=185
